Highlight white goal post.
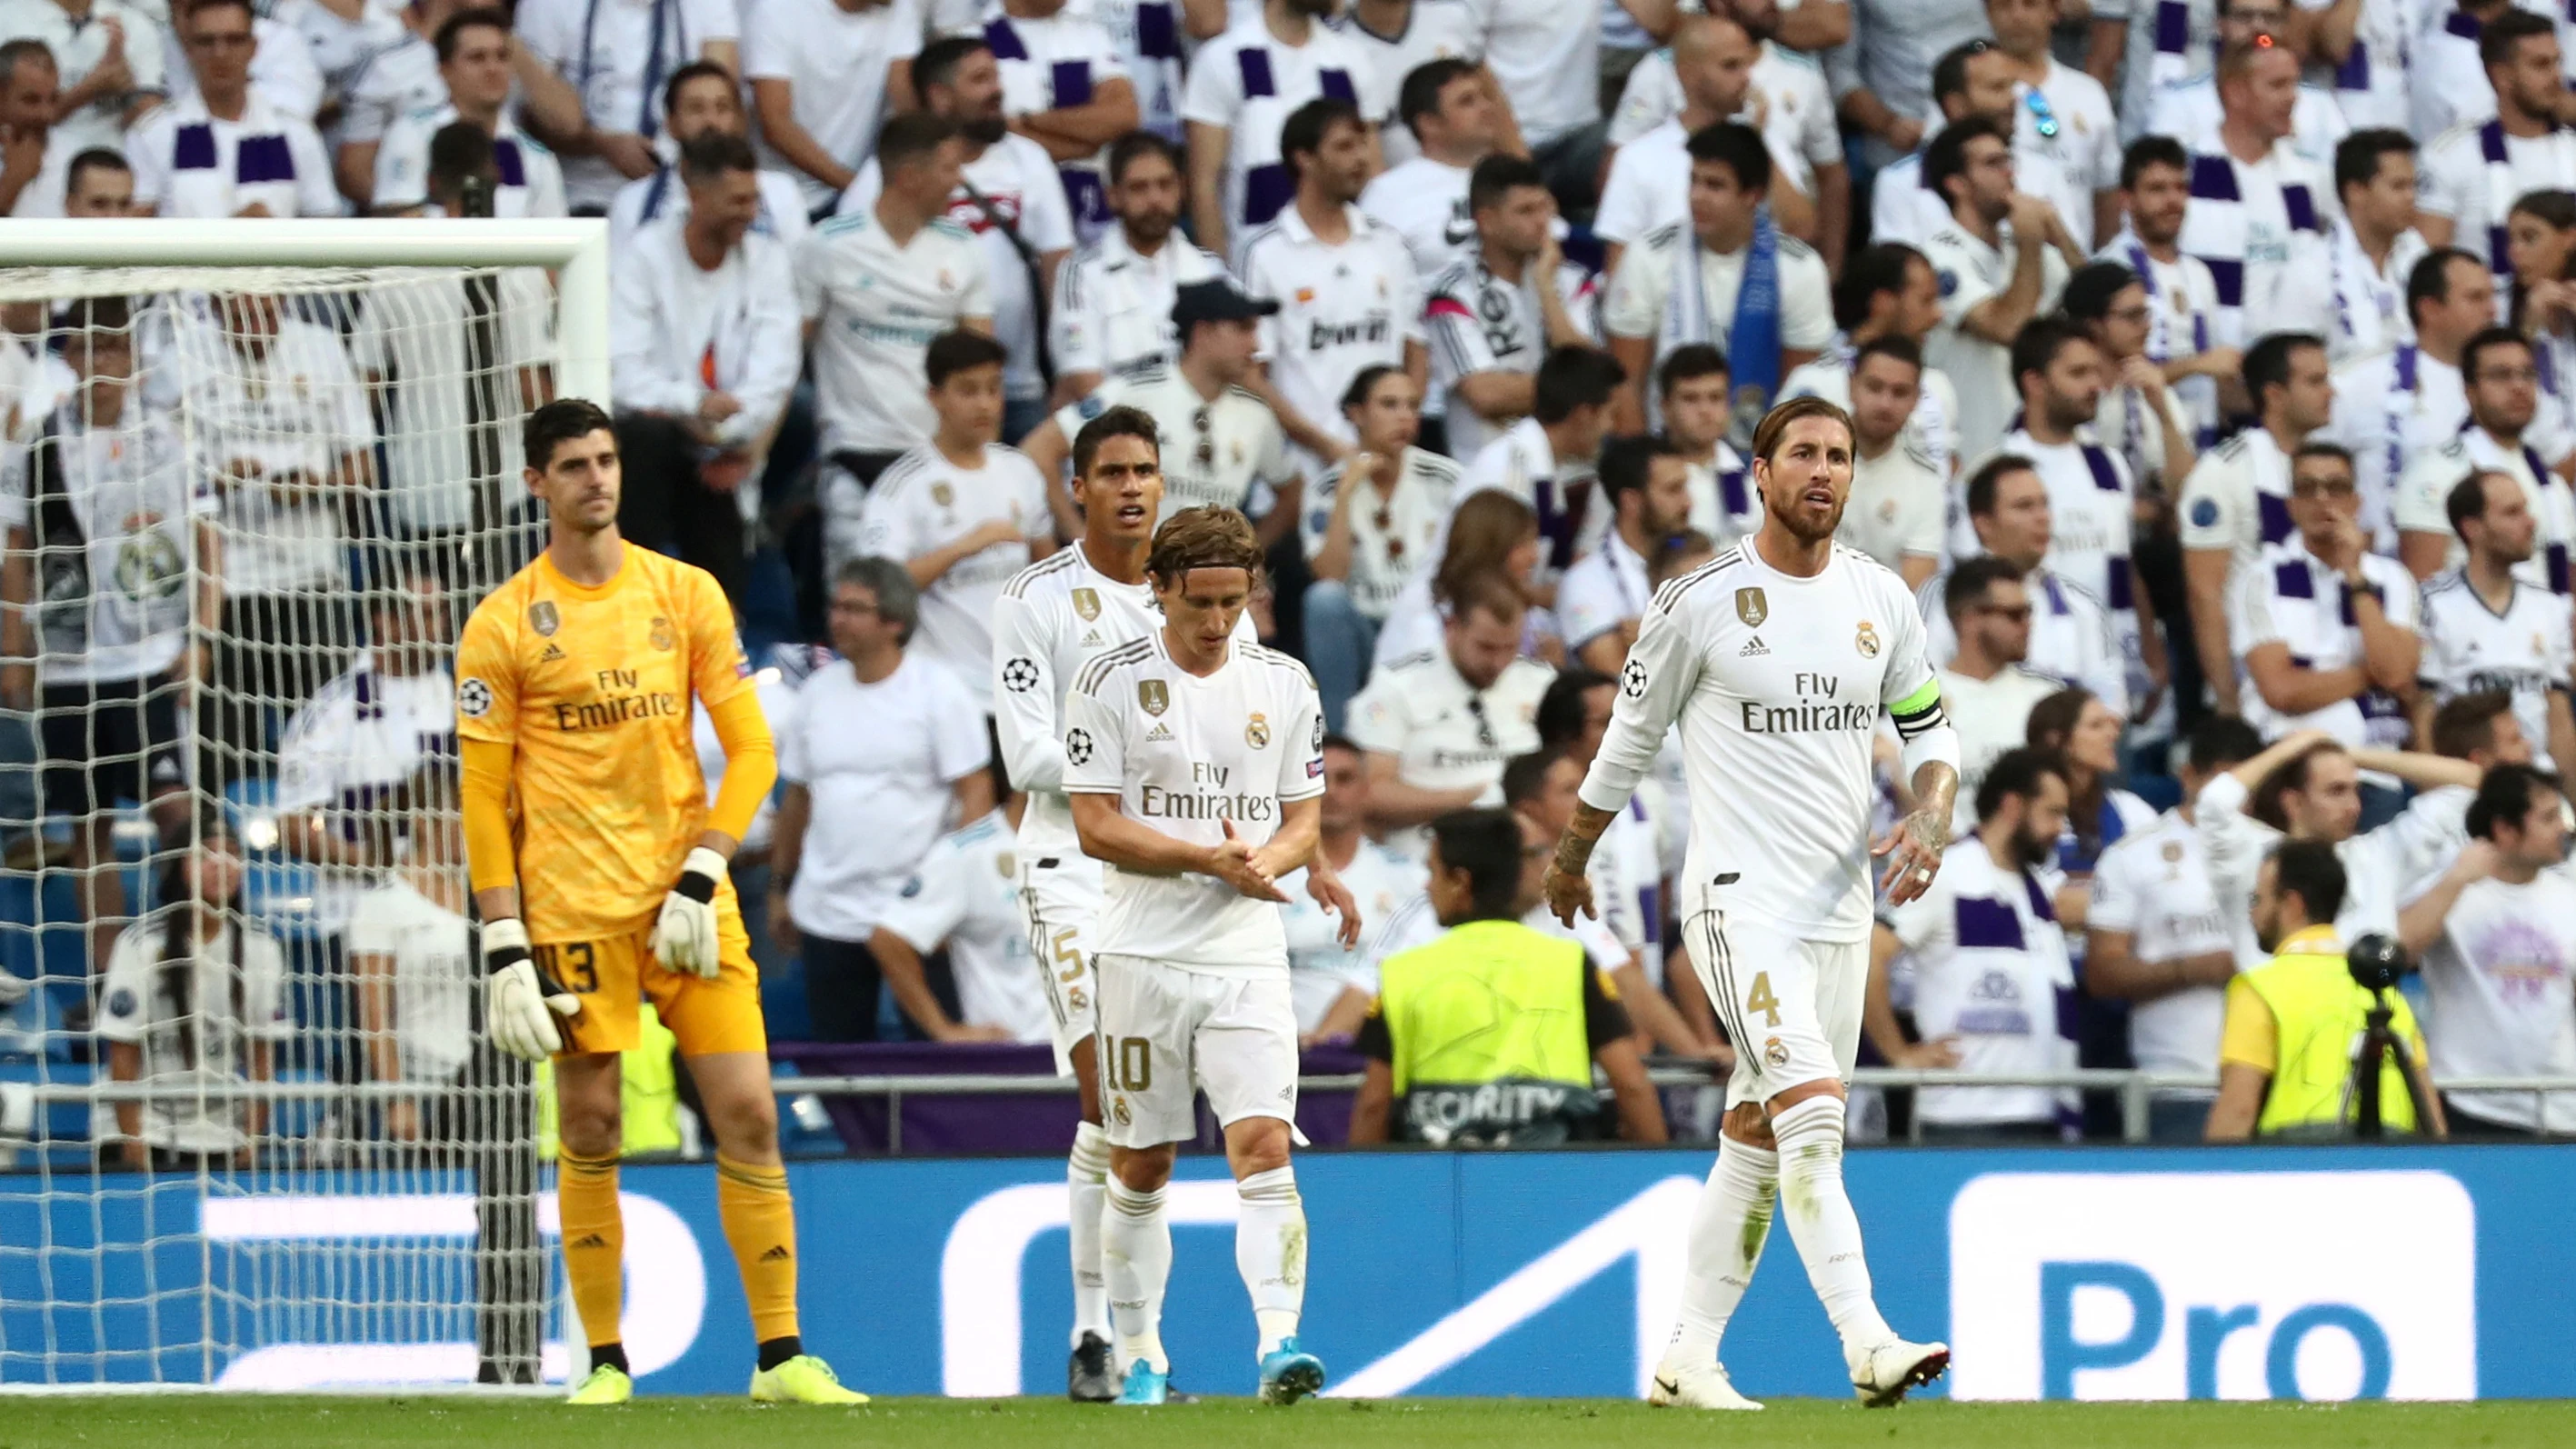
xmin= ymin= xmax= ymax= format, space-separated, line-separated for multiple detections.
xmin=0 ymin=219 xmax=607 ymax=1392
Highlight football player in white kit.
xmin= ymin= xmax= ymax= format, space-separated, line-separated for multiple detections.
xmin=991 ymin=404 xmax=1245 ymax=1400
xmin=1062 ymin=505 xmax=1358 ymax=1407
xmin=1543 ymin=395 xmax=1962 ymax=1411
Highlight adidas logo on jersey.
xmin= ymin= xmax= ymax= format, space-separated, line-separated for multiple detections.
xmin=540 ymin=643 xmax=566 ymax=662
xmin=1146 ymin=722 xmax=1173 ymax=742
xmin=1082 ymin=629 xmax=1103 ymax=645
xmin=1740 ymin=635 xmax=1770 ymax=656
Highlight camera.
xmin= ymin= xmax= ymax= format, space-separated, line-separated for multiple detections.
xmin=2346 ymin=932 xmax=2413 ymax=994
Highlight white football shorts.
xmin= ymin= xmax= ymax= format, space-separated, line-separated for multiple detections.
xmin=1093 ymin=954 xmax=1299 ymax=1149
xmin=1020 ymin=852 xmax=1104 ymax=1074
xmin=1683 ymin=909 xmax=1867 ymax=1110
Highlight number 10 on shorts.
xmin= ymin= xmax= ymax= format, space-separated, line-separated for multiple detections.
xmin=1103 ymin=1036 xmax=1153 ymax=1092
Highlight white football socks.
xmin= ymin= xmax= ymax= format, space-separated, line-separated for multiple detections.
xmin=1670 ymin=1136 xmax=1778 ymax=1360
xmin=1067 ymin=1122 xmax=1113 ymax=1346
xmin=1102 ymin=1179 xmax=1172 ymax=1374
xmin=1770 ymin=1095 xmax=1892 ymax=1353
xmin=1234 ymin=1166 xmax=1307 ymax=1358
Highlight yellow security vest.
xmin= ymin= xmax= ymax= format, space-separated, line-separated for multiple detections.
xmin=1376 ymin=918 xmax=1598 ymax=1146
xmin=2242 ymin=926 xmax=2422 ymax=1138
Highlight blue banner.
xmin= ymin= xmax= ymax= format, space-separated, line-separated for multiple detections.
xmin=4 ymin=1145 xmax=2568 ymax=1399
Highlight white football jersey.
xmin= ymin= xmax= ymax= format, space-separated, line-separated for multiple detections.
xmin=1237 ymin=201 xmax=1423 ymax=473
xmin=854 ymin=444 xmax=1053 ymax=710
xmin=2229 ymin=540 xmax=2421 ymax=751
xmin=1882 ymin=839 xmax=2077 ymax=1126
xmin=2087 ymin=810 xmax=2234 ymax=1081
xmin=1300 ymin=446 xmax=1460 ymax=620
xmin=1062 ymin=633 xmax=1326 ymax=970
xmin=2417 ymin=568 xmax=2576 ymax=754
xmin=2418 ymin=865 xmax=2576 ymax=1133
xmin=1346 ymin=646 xmax=1555 ymax=857
xmin=2320 ymin=343 xmax=2467 ymax=547
xmin=2420 ymin=119 xmax=2576 ymax=286
xmin=876 ymin=811 xmax=1053 ymax=1044
xmin=1917 ymin=566 xmax=2129 ymax=720
xmin=2177 ymin=424 xmax=2298 ymax=569
xmin=1922 ymin=222 xmax=2072 ymax=462
xmin=2392 ymin=429 xmax=2576 ymax=590
xmin=1579 ymin=540 xmax=1945 ymax=943
xmin=1048 ymin=365 xmax=1294 ymax=521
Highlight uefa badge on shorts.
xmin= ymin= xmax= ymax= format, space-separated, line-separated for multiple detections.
xmin=1855 ymin=621 xmax=1881 ymax=658
xmin=529 ymin=600 xmax=559 ymax=637
xmin=650 ymin=616 xmax=677 ymax=651
xmin=1735 ymin=587 xmax=1768 ymax=627
xmin=1073 ymin=588 xmax=1102 ymax=622
xmin=1245 ymin=712 xmax=1270 ymax=748
xmin=1138 ymin=679 xmax=1169 ymax=716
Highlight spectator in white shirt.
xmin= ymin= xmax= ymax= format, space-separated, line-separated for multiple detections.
xmin=126 ymin=0 xmax=338 ymax=217
xmin=0 ymin=38 xmax=74 ymax=217
xmin=370 ymin=8 xmax=567 ymax=218
xmin=514 ymin=0 xmax=739 ymax=214
xmin=2321 ymin=249 xmax=2506 ymax=548
xmin=1460 ymin=344 xmax=1625 ymax=590
xmin=2416 ymin=1 xmax=2510 ymax=141
xmin=1277 ymin=733 xmax=1429 ymax=1039
xmin=2176 ymin=35 xmax=2340 ymax=349
xmin=1780 ymin=243 xmax=1962 ymax=481
xmin=2061 ymin=258 xmax=2197 ymax=508
xmin=2231 ymin=440 xmax=2421 ymax=752
xmin=1348 ymin=569 xmax=1555 ymax=854
xmin=1051 ymin=131 xmax=1224 ymax=401
xmin=985 ymin=0 xmax=1140 ymax=244
xmin=327 ymin=0 xmax=464 ymax=206
xmin=1558 ymin=433 xmax=1688 ymax=675
xmin=2097 ymin=135 xmax=2231 ymax=448
xmin=608 ymin=60 xmax=814 ymax=253
xmin=1183 ymin=0 xmax=1385 ymax=258
xmin=59 ymin=141 xmax=130 ymax=214
xmin=1872 ymin=37 xmax=2087 ymax=255
xmin=1597 ymin=14 xmax=1816 ymax=270
xmin=2408 ymin=762 xmax=2576 ymax=1136
xmin=1924 ymin=455 xmax=2133 ymax=711
xmin=796 ymin=112 xmax=995 ymax=484
xmin=611 ymin=133 xmax=802 ymax=603
xmin=2179 ymin=331 xmax=2331 ymax=715
xmin=744 ymin=0 xmax=923 ymax=215
xmin=1426 ymin=154 xmax=1596 ymax=465
xmin=2392 ymin=325 xmax=2576 ymax=584
xmin=1370 ymin=485 xmax=1556 ymax=670
xmin=1603 ymin=122 xmax=1832 ymax=439
xmin=1359 ymin=55 xmax=1505 ymax=287
xmin=1988 ymin=0 xmax=2122 ymax=249
xmin=345 ymin=754 xmax=481 ymax=1146
xmin=848 ymin=329 xmax=1058 ymax=709
xmin=1483 ymin=0 xmax=1640 ymax=202
xmin=841 ymin=34 xmax=1075 ymax=443
xmin=1303 ymin=364 xmax=1460 ymax=728
xmin=2295 ymin=127 xmax=2427 ymax=365
xmin=2507 ymin=188 xmax=2576 ymax=445
xmin=0 ymin=0 xmax=162 ymax=154
xmin=770 ymin=557 xmax=996 ymax=1042
xmin=866 ymin=793 xmax=1044 ymax=1044
xmin=2414 ymin=468 xmax=2576 ymax=782
xmin=1832 ymin=0 xmax=1988 ymax=172
xmin=1921 ymin=116 xmax=2081 ymax=463
xmin=1237 ymin=95 xmax=1428 ymax=475
xmin=2418 ymin=8 xmax=2576 ymax=285
xmin=1834 ymin=335 xmax=1947 ymax=589
xmin=2143 ymin=0 xmax=2350 ymax=165
xmin=1869 ymin=745 xmax=2080 ymax=1141
xmin=1334 ymin=0 xmax=1509 ymax=172
xmin=1654 ymin=343 xmax=1755 ymax=543
xmin=1938 ymin=557 xmax=2072 ymax=829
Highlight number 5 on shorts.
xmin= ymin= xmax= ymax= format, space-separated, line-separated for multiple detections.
xmin=1746 ymin=971 xmax=1781 ymax=1028
xmin=1050 ymin=929 xmax=1083 ymax=983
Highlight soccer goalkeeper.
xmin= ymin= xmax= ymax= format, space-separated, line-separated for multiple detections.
xmin=456 ymin=399 xmax=861 ymax=1406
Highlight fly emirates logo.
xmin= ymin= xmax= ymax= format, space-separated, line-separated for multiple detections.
xmin=553 ymin=668 xmax=683 ymax=733
xmin=1138 ymin=761 xmax=1276 ymax=823
xmin=1741 ymin=672 xmax=1876 ymax=734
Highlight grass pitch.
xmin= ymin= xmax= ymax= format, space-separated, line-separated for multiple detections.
xmin=5 ymin=1396 xmax=2574 ymax=1449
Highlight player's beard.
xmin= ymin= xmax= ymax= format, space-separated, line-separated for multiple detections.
xmin=964 ymin=113 xmax=1008 ymax=145
xmin=2012 ymin=822 xmax=2054 ymax=868
xmin=1769 ymin=487 xmax=1846 ymax=543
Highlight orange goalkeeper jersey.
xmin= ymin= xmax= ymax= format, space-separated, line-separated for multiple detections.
xmin=455 ymin=546 xmax=753 ymax=942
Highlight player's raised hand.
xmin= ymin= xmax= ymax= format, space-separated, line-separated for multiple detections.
xmin=483 ymin=920 xmax=581 ymax=1062
xmin=1208 ymin=819 xmax=1290 ymax=902
xmin=652 ymin=846 xmax=728 ymax=978
xmin=1308 ymin=864 xmax=1363 ymax=949
xmin=1872 ymin=806 xmax=1951 ymax=905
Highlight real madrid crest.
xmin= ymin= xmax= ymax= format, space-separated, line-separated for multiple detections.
xmin=1735 ymin=587 xmax=1768 ymax=627
xmin=1072 ymin=587 xmax=1102 ymax=622
xmin=529 ymin=600 xmax=559 ymax=637
xmin=650 ymin=615 xmax=677 ymax=651
xmin=996 ymin=852 xmax=1017 ymax=877
xmin=1855 ymin=621 xmax=1881 ymax=658
xmin=1245 ymin=712 xmax=1271 ymax=748
xmin=932 ymin=481 xmax=954 ymax=507
xmin=1138 ymin=678 xmax=1169 ymax=716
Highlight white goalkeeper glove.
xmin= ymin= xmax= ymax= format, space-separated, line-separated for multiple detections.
xmin=483 ymin=920 xmax=580 ymax=1062
xmin=652 ymin=846 xmax=728 ymax=979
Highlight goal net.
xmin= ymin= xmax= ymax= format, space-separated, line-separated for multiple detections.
xmin=0 ymin=221 xmax=608 ymax=1390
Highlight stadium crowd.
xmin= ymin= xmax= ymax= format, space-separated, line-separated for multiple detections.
xmin=2 ymin=0 xmax=2575 ymax=1162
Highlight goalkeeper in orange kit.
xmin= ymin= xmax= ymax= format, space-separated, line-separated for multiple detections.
xmin=455 ymin=398 xmax=863 ymax=1406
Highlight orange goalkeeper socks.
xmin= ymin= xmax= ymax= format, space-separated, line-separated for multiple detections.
xmin=715 ymin=1154 xmax=801 ymax=1345
xmin=556 ymin=1150 xmax=625 ymax=1351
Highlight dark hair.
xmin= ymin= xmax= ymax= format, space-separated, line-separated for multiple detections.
xmin=1833 ymin=243 xmax=1926 ymax=333
xmin=1966 ymin=453 xmax=2039 ymax=518
xmin=1468 ymin=153 xmax=1548 ymax=217
xmin=831 ymin=555 xmax=919 ymax=645
xmin=524 ymin=398 xmax=614 ymax=472
xmin=2025 ymin=687 xmax=2108 ymax=852
xmin=1684 ymin=121 xmax=1771 ymax=195
xmin=1657 ymin=342 xmax=1729 ymax=398
xmin=2253 ymin=741 xmax=2350 ymax=832
xmin=425 ymin=121 xmax=495 ymax=201
xmin=154 ymin=808 xmax=247 ymax=1074
xmin=914 ymin=35 xmax=992 ymax=95
xmin=2481 ymin=6 xmax=2557 ymax=71
xmin=0 ymin=38 xmax=55 ymax=80
xmin=2011 ymin=315 xmax=2095 ymax=402
xmin=2461 ymin=324 xmax=2534 ymax=385
xmin=2061 ymin=261 xmax=2140 ymax=325
xmin=2266 ymin=839 xmax=2349 ymax=927
xmin=1281 ymin=97 xmax=1364 ymax=174
xmin=1535 ymin=666 xmax=1615 ymax=748
xmin=2467 ymin=763 xmax=2560 ymax=839
xmin=2333 ymin=128 xmax=2416 ymax=205
xmin=1107 ymin=130 xmax=1182 ymax=186
xmin=1597 ymin=433 xmax=1682 ymax=509
xmin=1944 ymin=553 xmax=2026 ymax=620
xmin=1072 ymin=402 xmax=1162 ymax=478
xmin=2242 ymin=330 xmax=2324 ymax=410
xmin=183 ymin=0 xmax=254 ymax=27
xmin=2447 ymin=468 xmax=2511 ymax=535
xmin=1428 ymin=807 xmax=1526 ymax=922
xmin=1533 ymin=346 xmax=1626 ymax=425
xmin=1976 ymin=746 xmax=2064 ymax=824
xmin=1501 ymin=746 xmax=1567 ymax=808
xmin=65 ymin=146 xmax=131 ymax=192
xmin=1932 ymin=36 xmax=1996 ymax=109
xmin=1145 ymin=506 xmax=1264 ymax=586
xmin=433 ymin=6 xmax=510 ymax=65
xmin=1751 ymin=395 xmax=1855 ymax=465
xmin=661 ymin=59 xmax=735 ymax=119
xmin=1925 ymin=115 xmax=2010 ymax=209
xmin=877 ymin=111 xmax=962 ymax=174
xmin=677 ymin=130 xmax=757 ymax=187
xmin=925 ymin=328 xmax=1008 ymax=388
xmin=2431 ymin=690 xmax=2519 ymax=760
xmin=1853 ymin=333 xmax=1924 ymax=378
xmin=2507 ymin=190 xmax=2576 ymax=329
xmin=1340 ymin=363 xmax=1405 ymax=414
xmin=1399 ymin=56 xmax=1482 ymax=137
xmin=2291 ymin=439 xmax=2356 ymax=475
xmin=2187 ymin=714 xmax=2266 ymax=774
xmin=2407 ymin=247 xmax=2486 ymax=331
xmin=2119 ymin=135 xmax=2191 ymax=191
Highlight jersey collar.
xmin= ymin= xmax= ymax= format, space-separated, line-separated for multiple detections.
xmin=2275 ymin=924 xmax=2341 ymax=956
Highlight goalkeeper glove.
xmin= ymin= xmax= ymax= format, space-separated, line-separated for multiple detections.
xmin=483 ymin=919 xmax=580 ymax=1062
xmin=652 ymin=846 xmax=728 ymax=979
